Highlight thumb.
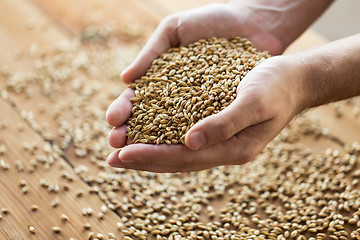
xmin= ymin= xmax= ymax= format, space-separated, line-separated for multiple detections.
xmin=121 ymin=15 xmax=181 ymax=84
xmin=185 ymin=91 xmax=268 ymax=150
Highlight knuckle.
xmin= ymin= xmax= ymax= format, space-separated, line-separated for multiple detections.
xmin=255 ymin=98 xmax=269 ymax=120
xmin=158 ymin=14 xmax=181 ymax=46
xmin=245 ymin=93 xmax=269 ymax=125
xmin=231 ymin=137 xmax=256 ymax=165
xmin=161 ymin=14 xmax=179 ymax=30
xmin=217 ymin=117 xmax=236 ymax=141
xmin=246 ymin=92 xmax=267 ymax=122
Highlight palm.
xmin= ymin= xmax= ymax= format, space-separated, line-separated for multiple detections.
xmin=106 ymin=3 xmax=298 ymax=172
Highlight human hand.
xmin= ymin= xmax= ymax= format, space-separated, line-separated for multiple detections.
xmin=107 ymin=54 xmax=308 ymax=172
xmin=116 ymin=2 xmax=286 ymax=86
xmin=106 ymin=1 xmax=319 ymax=172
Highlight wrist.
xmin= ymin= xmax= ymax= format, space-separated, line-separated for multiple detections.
xmin=299 ymin=34 xmax=360 ymax=109
xmin=298 ymin=50 xmax=333 ymax=110
xmin=276 ymin=54 xmax=313 ymax=116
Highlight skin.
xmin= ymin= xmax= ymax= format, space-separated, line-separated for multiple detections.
xmin=106 ymin=0 xmax=360 ymax=172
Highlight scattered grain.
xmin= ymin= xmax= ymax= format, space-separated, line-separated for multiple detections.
xmin=76 ymin=189 xmax=84 ymax=198
xmin=30 ymin=205 xmax=38 ymax=212
xmin=88 ymin=232 xmax=94 ymax=240
xmin=19 ymin=179 xmax=27 ymax=187
xmin=0 ymin=159 xmax=10 ymax=170
xmin=29 ymin=226 xmax=36 ymax=234
xmin=52 ymin=226 xmax=61 ymax=233
xmin=84 ymin=223 xmax=92 ymax=230
xmin=1 ymin=208 xmax=9 ymax=214
xmin=3 ymin=18 xmax=360 ymax=240
xmin=51 ymin=198 xmax=59 ymax=208
xmin=0 ymin=144 xmax=6 ymax=155
xmin=61 ymin=214 xmax=69 ymax=222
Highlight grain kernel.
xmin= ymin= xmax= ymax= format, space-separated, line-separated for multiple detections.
xmin=29 ymin=226 xmax=36 ymax=234
xmin=52 ymin=226 xmax=61 ymax=233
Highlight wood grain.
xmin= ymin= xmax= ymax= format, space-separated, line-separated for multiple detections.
xmin=0 ymin=0 xmax=68 ymax=67
xmin=0 ymin=99 xmax=123 ymax=239
xmin=31 ymin=0 xmax=161 ymax=41
xmin=0 ymin=0 xmax=360 ymax=239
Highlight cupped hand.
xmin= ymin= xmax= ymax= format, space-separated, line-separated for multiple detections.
xmin=107 ymin=55 xmax=308 ymax=172
xmin=119 ymin=2 xmax=285 ymax=85
xmin=106 ymin=3 xmax=307 ymax=172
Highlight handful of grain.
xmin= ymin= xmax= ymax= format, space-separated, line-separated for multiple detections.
xmin=127 ymin=37 xmax=270 ymax=144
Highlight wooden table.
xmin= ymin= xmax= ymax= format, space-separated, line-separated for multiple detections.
xmin=0 ymin=0 xmax=359 ymax=239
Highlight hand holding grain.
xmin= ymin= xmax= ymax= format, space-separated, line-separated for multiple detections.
xmin=106 ymin=1 xmax=359 ymax=172
xmin=105 ymin=3 xmax=307 ymax=172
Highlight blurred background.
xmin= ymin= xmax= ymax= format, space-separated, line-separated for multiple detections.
xmin=313 ymin=0 xmax=360 ymax=40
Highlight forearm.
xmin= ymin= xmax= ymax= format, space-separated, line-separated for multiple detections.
xmin=229 ymin=0 xmax=334 ymax=52
xmin=301 ymin=34 xmax=360 ymax=109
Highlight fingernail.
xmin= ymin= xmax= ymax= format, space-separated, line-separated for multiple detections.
xmin=107 ymin=157 xmax=125 ymax=168
xmin=108 ymin=161 xmax=125 ymax=168
xmin=188 ymin=131 xmax=206 ymax=150
xmin=107 ymin=149 xmax=125 ymax=168
xmin=118 ymin=150 xmax=132 ymax=163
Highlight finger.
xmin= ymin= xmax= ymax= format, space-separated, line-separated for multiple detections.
xmin=114 ymin=118 xmax=280 ymax=172
xmin=107 ymin=148 xmax=180 ymax=172
xmin=118 ymin=162 xmax=214 ymax=173
xmin=107 ymin=149 xmax=123 ymax=167
xmin=121 ymin=15 xmax=180 ymax=84
xmin=108 ymin=125 xmax=127 ymax=148
xmin=185 ymin=91 xmax=270 ymax=150
xmin=110 ymin=161 xmax=191 ymax=173
xmin=116 ymin=138 xmax=249 ymax=171
xmin=106 ymin=88 xmax=134 ymax=127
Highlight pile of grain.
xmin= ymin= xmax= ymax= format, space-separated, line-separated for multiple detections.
xmin=127 ymin=37 xmax=270 ymax=144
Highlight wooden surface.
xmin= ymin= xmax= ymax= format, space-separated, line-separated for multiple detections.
xmin=0 ymin=99 xmax=122 ymax=239
xmin=0 ymin=0 xmax=359 ymax=239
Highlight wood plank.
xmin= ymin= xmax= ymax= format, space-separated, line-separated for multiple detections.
xmin=30 ymin=0 xmax=161 ymax=42
xmin=0 ymin=98 xmax=123 ymax=239
xmin=0 ymin=1 xmax=128 ymax=238
xmin=307 ymin=100 xmax=360 ymax=144
xmin=0 ymin=0 xmax=163 ymax=148
xmin=0 ymin=0 xmax=133 ymax=209
xmin=0 ymin=0 xmax=72 ymax=142
xmin=0 ymin=0 xmax=138 ymax=146
xmin=135 ymin=0 xmax=225 ymax=18
xmin=0 ymin=0 xmax=69 ymax=69
xmin=0 ymin=0 xmax=154 ymax=184
xmin=0 ymin=2 xmax=127 ymax=238
xmin=0 ymin=0 xmax=360 ymax=238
